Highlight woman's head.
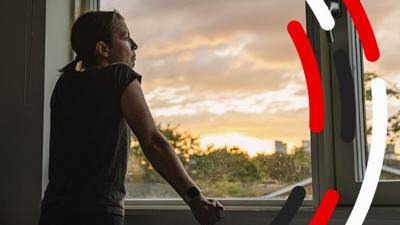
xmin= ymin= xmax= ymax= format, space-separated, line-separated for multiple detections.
xmin=60 ymin=10 xmax=138 ymax=72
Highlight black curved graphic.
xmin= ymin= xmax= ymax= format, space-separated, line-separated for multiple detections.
xmin=334 ymin=49 xmax=356 ymax=143
xmin=269 ymin=186 xmax=306 ymax=225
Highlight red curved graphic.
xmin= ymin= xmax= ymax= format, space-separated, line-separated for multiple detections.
xmin=309 ymin=190 xmax=340 ymax=225
xmin=343 ymin=0 xmax=380 ymax=62
xmin=287 ymin=21 xmax=324 ymax=133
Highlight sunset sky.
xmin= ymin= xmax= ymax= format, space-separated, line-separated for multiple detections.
xmin=101 ymin=0 xmax=400 ymax=156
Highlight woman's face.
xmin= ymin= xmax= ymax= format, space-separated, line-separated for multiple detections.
xmin=107 ymin=21 xmax=138 ymax=68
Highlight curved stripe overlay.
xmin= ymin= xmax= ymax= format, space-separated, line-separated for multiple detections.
xmin=345 ymin=78 xmax=387 ymax=225
xmin=343 ymin=0 xmax=380 ymax=62
xmin=309 ymin=190 xmax=340 ymax=225
xmin=334 ymin=49 xmax=356 ymax=142
xmin=287 ymin=21 xmax=324 ymax=132
xmin=270 ymin=186 xmax=306 ymax=225
xmin=306 ymin=0 xmax=335 ymax=31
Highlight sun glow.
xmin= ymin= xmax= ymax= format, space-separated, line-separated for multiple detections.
xmin=200 ymin=132 xmax=274 ymax=157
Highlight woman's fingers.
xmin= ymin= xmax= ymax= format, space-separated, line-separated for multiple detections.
xmin=193 ymin=198 xmax=225 ymax=225
xmin=203 ymin=200 xmax=214 ymax=225
xmin=201 ymin=200 xmax=214 ymax=225
xmin=198 ymin=206 xmax=210 ymax=225
xmin=215 ymin=200 xmax=224 ymax=219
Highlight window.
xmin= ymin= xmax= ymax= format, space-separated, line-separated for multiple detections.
xmin=100 ymin=0 xmax=314 ymax=203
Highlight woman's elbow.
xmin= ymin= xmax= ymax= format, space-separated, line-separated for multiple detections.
xmin=139 ymin=129 xmax=168 ymax=153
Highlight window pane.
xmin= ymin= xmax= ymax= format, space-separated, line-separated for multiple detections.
xmin=363 ymin=0 xmax=400 ymax=180
xmin=101 ymin=0 xmax=313 ymax=199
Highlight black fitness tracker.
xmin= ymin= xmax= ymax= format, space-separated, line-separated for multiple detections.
xmin=183 ymin=186 xmax=201 ymax=203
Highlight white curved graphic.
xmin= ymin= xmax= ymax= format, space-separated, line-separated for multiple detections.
xmin=345 ymin=78 xmax=387 ymax=225
xmin=306 ymin=0 xmax=335 ymax=31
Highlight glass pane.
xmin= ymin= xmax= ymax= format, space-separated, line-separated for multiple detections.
xmin=363 ymin=0 xmax=400 ymax=180
xmin=101 ymin=0 xmax=313 ymax=199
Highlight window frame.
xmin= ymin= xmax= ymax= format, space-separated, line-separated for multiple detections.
xmin=306 ymin=3 xmax=337 ymax=207
xmin=74 ymin=0 xmax=100 ymax=18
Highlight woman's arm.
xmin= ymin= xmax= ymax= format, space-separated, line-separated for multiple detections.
xmin=121 ymin=79 xmax=224 ymax=225
xmin=120 ymin=79 xmax=197 ymax=198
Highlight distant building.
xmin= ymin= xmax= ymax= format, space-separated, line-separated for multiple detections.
xmin=275 ymin=141 xmax=287 ymax=154
xmin=301 ymin=140 xmax=311 ymax=152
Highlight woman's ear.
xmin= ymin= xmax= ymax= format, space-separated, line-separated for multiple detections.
xmin=95 ymin=41 xmax=110 ymax=58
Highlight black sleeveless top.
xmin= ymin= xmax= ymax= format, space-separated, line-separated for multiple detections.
xmin=41 ymin=63 xmax=142 ymax=216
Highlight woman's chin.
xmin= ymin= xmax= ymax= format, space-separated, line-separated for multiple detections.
xmin=129 ymin=60 xmax=135 ymax=68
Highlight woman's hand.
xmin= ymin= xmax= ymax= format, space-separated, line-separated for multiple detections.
xmin=187 ymin=193 xmax=225 ymax=225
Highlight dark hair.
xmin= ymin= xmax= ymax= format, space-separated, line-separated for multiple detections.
xmin=59 ymin=10 xmax=125 ymax=73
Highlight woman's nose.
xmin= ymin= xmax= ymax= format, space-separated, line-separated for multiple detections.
xmin=129 ymin=38 xmax=138 ymax=51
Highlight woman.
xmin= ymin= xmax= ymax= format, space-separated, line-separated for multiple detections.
xmin=38 ymin=10 xmax=224 ymax=225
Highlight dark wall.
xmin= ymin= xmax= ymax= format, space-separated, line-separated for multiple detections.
xmin=0 ymin=0 xmax=46 ymax=225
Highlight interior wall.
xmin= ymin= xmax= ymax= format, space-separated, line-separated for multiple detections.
xmin=42 ymin=0 xmax=73 ymax=198
xmin=0 ymin=0 xmax=46 ymax=225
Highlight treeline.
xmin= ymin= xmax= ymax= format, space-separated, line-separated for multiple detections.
xmin=126 ymin=123 xmax=311 ymax=187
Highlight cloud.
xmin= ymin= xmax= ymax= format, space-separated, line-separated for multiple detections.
xmin=153 ymin=107 xmax=310 ymax=146
xmin=101 ymin=0 xmax=400 ymax=82
xmin=145 ymin=82 xmax=311 ymax=145
xmin=100 ymin=0 xmax=314 ymax=146
xmin=103 ymin=0 xmax=309 ymax=95
xmin=146 ymin=82 xmax=308 ymax=115
xmin=99 ymin=0 xmax=400 ymax=150
xmin=102 ymin=0 xmax=306 ymax=64
xmin=363 ymin=1 xmax=400 ymax=79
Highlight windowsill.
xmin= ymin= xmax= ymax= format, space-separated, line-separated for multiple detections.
xmin=124 ymin=204 xmax=400 ymax=219
xmin=124 ymin=198 xmax=315 ymax=214
xmin=124 ymin=198 xmax=400 ymax=216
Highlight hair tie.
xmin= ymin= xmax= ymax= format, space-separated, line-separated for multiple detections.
xmin=74 ymin=55 xmax=85 ymax=72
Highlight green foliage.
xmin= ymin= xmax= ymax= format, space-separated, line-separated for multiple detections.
xmin=253 ymin=148 xmax=311 ymax=183
xmin=128 ymin=123 xmax=202 ymax=183
xmin=158 ymin=123 xmax=202 ymax=163
xmin=197 ymin=180 xmax=261 ymax=197
xmin=189 ymin=147 xmax=261 ymax=183
xmin=127 ymin=122 xmax=312 ymax=197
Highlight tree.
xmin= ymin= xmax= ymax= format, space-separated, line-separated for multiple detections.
xmin=254 ymin=148 xmax=311 ymax=183
xmin=126 ymin=121 xmax=312 ymax=198
xmin=127 ymin=123 xmax=203 ymax=183
xmin=188 ymin=146 xmax=261 ymax=183
xmin=158 ymin=123 xmax=202 ymax=164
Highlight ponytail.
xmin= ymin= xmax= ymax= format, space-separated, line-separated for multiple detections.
xmin=58 ymin=55 xmax=82 ymax=73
